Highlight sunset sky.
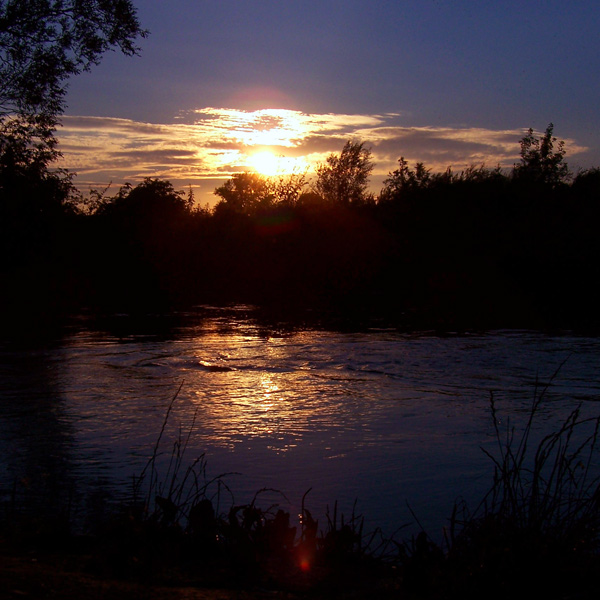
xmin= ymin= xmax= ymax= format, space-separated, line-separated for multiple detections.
xmin=59 ymin=0 xmax=600 ymax=206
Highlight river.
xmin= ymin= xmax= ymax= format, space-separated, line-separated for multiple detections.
xmin=1 ymin=307 xmax=600 ymax=540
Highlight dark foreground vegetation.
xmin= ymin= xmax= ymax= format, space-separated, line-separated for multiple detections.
xmin=3 ymin=382 xmax=600 ymax=599
xmin=3 ymin=126 xmax=600 ymax=332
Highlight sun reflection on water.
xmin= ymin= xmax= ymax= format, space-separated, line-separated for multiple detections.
xmin=184 ymin=332 xmax=321 ymax=454
xmin=14 ymin=317 xmax=600 ymax=540
xmin=260 ymin=375 xmax=278 ymax=410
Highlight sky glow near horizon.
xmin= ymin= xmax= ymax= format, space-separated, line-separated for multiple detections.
xmin=57 ymin=108 xmax=587 ymax=205
xmin=60 ymin=1 xmax=600 ymax=205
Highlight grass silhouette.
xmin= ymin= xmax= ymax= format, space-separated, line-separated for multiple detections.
xmin=3 ymin=376 xmax=600 ymax=598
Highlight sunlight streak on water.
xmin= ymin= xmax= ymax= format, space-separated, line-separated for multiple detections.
xmin=2 ymin=314 xmax=600 ymax=537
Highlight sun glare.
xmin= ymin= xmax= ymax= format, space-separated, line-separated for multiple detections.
xmin=248 ymin=151 xmax=280 ymax=176
xmin=235 ymin=108 xmax=306 ymax=147
xmin=195 ymin=108 xmax=316 ymax=176
xmin=247 ymin=150 xmax=308 ymax=176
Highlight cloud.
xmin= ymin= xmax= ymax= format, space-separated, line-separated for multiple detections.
xmin=58 ymin=109 xmax=587 ymax=205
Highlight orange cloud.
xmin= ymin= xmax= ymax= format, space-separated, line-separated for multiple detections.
xmin=57 ymin=109 xmax=587 ymax=206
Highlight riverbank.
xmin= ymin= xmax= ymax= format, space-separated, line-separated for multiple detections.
xmin=0 ymin=546 xmax=301 ymax=600
xmin=0 ymin=536 xmax=400 ymax=600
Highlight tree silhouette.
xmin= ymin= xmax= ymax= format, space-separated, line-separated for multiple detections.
xmin=0 ymin=113 xmax=74 ymax=214
xmin=572 ymin=167 xmax=600 ymax=197
xmin=314 ymin=140 xmax=374 ymax=206
xmin=271 ymin=170 xmax=308 ymax=206
xmin=513 ymin=123 xmax=570 ymax=187
xmin=0 ymin=0 xmax=147 ymax=208
xmin=213 ymin=172 xmax=274 ymax=217
xmin=0 ymin=0 xmax=147 ymax=120
xmin=98 ymin=178 xmax=192 ymax=220
xmin=213 ymin=170 xmax=310 ymax=217
xmin=378 ymin=157 xmax=431 ymax=203
xmin=2 ymin=107 xmax=599 ymax=329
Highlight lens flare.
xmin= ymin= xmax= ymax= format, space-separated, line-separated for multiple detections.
xmin=299 ymin=557 xmax=311 ymax=572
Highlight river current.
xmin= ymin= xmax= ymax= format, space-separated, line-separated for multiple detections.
xmin=2 ymin=307 xmax=600 ymax=538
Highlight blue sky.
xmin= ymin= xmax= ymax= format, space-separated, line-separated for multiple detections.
xmin=60 ymin=0 xmax=600 ymax=205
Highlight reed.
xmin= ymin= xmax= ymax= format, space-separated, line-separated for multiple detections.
xmin=102 ymin=384 xmax=396 ymax=591
xmin=400 ymin=368 xmax=600 ymax=599
xmin=7 ymin=375 xmax=600 ymax=597
xmin=128 ymin=381 xmax=236 ymax=527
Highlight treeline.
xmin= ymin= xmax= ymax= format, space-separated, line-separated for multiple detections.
xmin=2 ymin=126 xmax=600 ymax=330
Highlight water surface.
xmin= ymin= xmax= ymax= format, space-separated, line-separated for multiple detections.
xmin=2 ymin=308 xmax=599 ymax=537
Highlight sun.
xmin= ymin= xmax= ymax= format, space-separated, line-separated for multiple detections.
xmin=248 ymin=151 xmax=305 ymax=176
xmin=247 ymin=150 xmax=309 ymax=177
xmin=248 ymin=150 xmax=280 ymax=176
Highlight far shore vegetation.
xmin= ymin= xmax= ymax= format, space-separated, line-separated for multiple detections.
xmin=3 ymin=1 xmax=600 ymax=335
xmin=2 ymin=4 xmax=599 ymax=331
xmin=2 ymin=124 xmax=600 ymax=331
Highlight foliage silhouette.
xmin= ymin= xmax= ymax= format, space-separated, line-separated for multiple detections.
xmin=379 ymin=156 xmax=432 ymax=204
xmin=396 ymin=379 xmax=600 ymax=600
xmin=0 ymin=0 xmax=147 ymax=218
xmin=513 ymin=123 xmax=570 ymax=187
xmin=214 ymin=170 xmax=309 ymax=217
xmin=214 ymin=172 xmax=275 ymax=217
xmin=0 ymin=0 xmax=146 ymax=119
xmin=314 ymin=140 xmax=374 ymax=206
xmin=3 ymin=131 xmax=600 ymax=331
xmin=97 ymin=178 xmax=193 ymax=220
xmin=7 ymin=377 xmax=600 ymax=598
